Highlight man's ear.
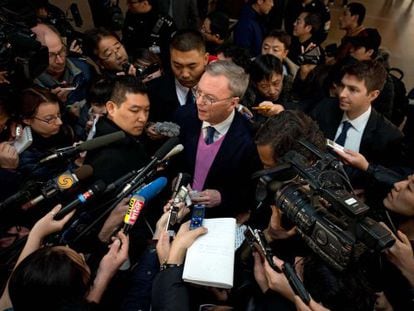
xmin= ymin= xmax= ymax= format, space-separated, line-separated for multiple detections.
xmin=366 ymin=48 xmax=374 ymax=58
xmin=22 ymin=118 xmax=32 ymax=126
xmin=203 ymin=52 xmax=209 ymax=66
xmin=106 ymin=101 xmax=117 ymax=118
xmin=368 ymin=89 xmax=381 ymax=102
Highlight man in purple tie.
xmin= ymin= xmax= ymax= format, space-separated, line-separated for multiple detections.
xmin=174 ymin=60 xmax=261 ymax=219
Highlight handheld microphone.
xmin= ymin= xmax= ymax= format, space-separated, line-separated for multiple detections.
xmin=117 ymin=137 xmax=179 ymax=198
xmin=122 ymin=177 xmax=167 ymax=234
xmin=53 ymin=180 xmax=106 ymax=220
xmin=40 ymin=131 xmax=125 ymax=163
xmin=22 ymin=165 xmax=93 ymax=210
xmin=0 ymin=181 xmax=39 ymax=213
xmin=166 ymin=173 xmax=192 ymax=236
xmin=161 ymin=144 xmax=184 ymax=162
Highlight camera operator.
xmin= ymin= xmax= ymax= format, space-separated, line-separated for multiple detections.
xmin=242 ymin=110 xmax=377 ymax=310
xmin=122 ymin=0 xmax=175 ymax=69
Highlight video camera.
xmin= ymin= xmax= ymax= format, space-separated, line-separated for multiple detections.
xmin=0 ymin=0 xmax=48 ymax=87
xmin=253 ymin=140 xmax=395 ymax=271
xmin=297 ymin=46 xmax=323 ymax=66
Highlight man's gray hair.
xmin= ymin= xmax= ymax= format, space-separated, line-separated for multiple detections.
xmin=204 ymin=60 xmax=249 ymax=98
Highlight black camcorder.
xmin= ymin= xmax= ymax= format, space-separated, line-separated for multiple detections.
xmin=253 ymin=140 xmax=395 ymax=271
xmin=297 ymin=46 xmax=323 ymax=66
xmin=0 ymin=0 xmax=48 ymax=87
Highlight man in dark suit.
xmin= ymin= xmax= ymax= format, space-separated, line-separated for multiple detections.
xmin=311 ymin=60 xmax=403 ymax=168
xmin=85 ymin=76 xmax=149 ymax=184
xmin=147 ymin=30 xmax=208 ymax=124
xmin=156 ymin=0 xmax=199 ymax=30
xmin=174 ymin=60 xmax=261 ymax=219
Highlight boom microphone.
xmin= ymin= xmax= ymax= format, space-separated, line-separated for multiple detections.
xmin=53 ymin=180 xmax=106 ymax=220
xmin=40 ymin=131 xmax=125 ymax=163
xmin=22 ymin=165 xmax=93 ymax=210
xmin=123 ymin=177 xmax=167 ymax=234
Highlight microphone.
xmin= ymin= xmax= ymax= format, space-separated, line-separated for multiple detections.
xmin=123 ymin=177 xmax=167 ymax=234
xmin=166 ymin=173 xmax=191 ymax=236
xmin=40 ymin=131 xmax=125 ymax=163
xmin=53 ymin=180 xmax=106 ymax=220
xmin=0 ymin=181 xmax=39 ymax=213
xmin=171 ymin=172 xmax=192 ymax=203
xmin=161 ymin=144 xmax=184 ymax=162
xmin=22 ymin=165 xmax=93 ymax=210
xmin=117 ymin=137 xmax=179 ymax=198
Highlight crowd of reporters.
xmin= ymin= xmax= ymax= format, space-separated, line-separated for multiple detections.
xmin=0 ymin=0 xmax=414 ymax=310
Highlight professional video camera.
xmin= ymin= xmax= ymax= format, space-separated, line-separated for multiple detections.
xmin=253 ymin=140 xmax=395 ymax=271
xmin=0 ymin=0 xmax=48 ymax=87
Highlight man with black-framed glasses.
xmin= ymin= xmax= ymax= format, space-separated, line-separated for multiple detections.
xmin=174 ymin=60 xmax=261 ymax=219
xmin=31 ymin=23 xmax=93 ymax=119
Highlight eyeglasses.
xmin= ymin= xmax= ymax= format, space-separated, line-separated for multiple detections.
xmin=33 ymin=114 xmax=62 ymax=124
xmin=49 ymin=45 xmax=67 ymax=62
xmin=194 ymin=88 xmax=234 ymax=105
xmin=100 ymin=42 xmax=123 ymax=60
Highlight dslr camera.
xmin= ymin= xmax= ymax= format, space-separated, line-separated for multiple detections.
xmin=253 ymin=140 xmax=395 ymax=271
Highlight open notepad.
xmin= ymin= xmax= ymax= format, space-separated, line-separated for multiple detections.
xmin=182 ymin=218 xmax=236 ymax=289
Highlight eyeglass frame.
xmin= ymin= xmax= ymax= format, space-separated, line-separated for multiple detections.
xmin=48 ymin=45 xmax=67 ymax=62
xmin=33 ymin=114 xmax=62 ymax=124
xmin=194 ymin=87 xmax=236 ymax=105
xmin=99 ymin=41 xmax=124 ymax=61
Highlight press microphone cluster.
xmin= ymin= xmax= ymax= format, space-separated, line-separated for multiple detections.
xmin=40 ymin=131 xmax=125 ymax=163
xmin=117 ymin=137 xmax=182 ymax=198
xmin=122 ymin=177 xmax=167 ymax=234
xmin=22 ymin=165 xmax=93 ymax=210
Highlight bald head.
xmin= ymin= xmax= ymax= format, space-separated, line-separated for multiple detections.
xmin=31 ymin=23 xmax=67 ymax=78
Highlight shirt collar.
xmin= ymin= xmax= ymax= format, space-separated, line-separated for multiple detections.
xmin=202 ymin=110 xmax=235 ymax=135
xmin=341 ymin=106 xmax=371 ymax=133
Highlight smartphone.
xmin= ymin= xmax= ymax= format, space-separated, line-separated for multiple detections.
xmin=13 ymin=126 xmax=33 ymax=154
xmin=326 ymin=139 xmax=345 ymax=152
xmin=189 ymin=204 xmax=205 ymax=230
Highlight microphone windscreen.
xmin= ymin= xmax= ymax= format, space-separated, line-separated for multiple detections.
xmin=91 ymin=180 xmax=107 ymax=194
xmin=78 ymin=131 xmax=125 ymax=152
xmin=73 ymin=165 xmax=93 ymax=180
xmin=136 ymin=177 xmax=167 ymax=201
xmin=153 ymin=137 xmax=179 ymax=160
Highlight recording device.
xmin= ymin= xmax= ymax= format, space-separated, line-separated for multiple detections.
xmin=0 ymin=0 xmax=48 ymax=87
xmin=326 ymin=139 xmax=344 ymax=152
xmin=189 ymin=204 xmax=205 ymax=230
xmin=39 ymin=131 xmax=125 ymax=163
xmin=152 ymin=122 xmax=181 ymax=137
xmin=13 ymin=126 xmax=32 ymax=154
xmin=244 ymin=226 xmax=311 ymax=305
xmin=22 ymin=165 xmax=93 ymax=210
xmin=122 ymin=177 xmax=167 ymax=234
xmin=166 ymin=173 xmax=192 ymax=236
xmin=117 ymin=137 xmax=180 ymax=198
xmin=297 ymin=46 xmax=323 ymax=66
xmin=253 ymin=140 xmax=395 ymax=271
xmin=122 ymin=62 xmax=161 ymax=81
xmin=53 ymin=180 xmax=106 ymax=220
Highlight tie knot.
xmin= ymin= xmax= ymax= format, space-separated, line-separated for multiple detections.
xmin=205 ymin=126 xmax=216 ymax=145
xmin=342 ymin=121 xmax=352 ymax=131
